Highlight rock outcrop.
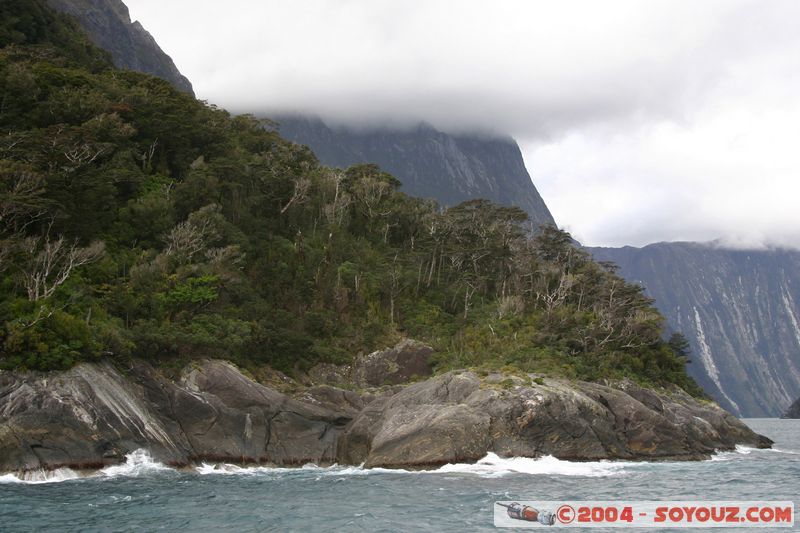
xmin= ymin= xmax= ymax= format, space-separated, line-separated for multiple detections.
xmin=273 ymin=117 xmax=556 ymax=229
xmin=338 ymin=371 xmax=771 ymax=468
xmin=308 ymin=339 xmax=434 ymax=388
xmin=47 ymin=0 xmax=194 ymax=95
xmin=0 ymin=354 xmax=771 ymax=475
xmin=0 ymin=359 xmax=349 ymax=473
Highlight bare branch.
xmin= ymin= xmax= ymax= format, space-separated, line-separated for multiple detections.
xmin=20 ymin=227 xmax=105 ymax=301
xmin=280 ymin=177 xmax=311 ymax=214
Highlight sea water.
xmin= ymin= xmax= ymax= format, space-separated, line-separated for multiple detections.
xmin=0 ymin=419 xmax=797 ymax=532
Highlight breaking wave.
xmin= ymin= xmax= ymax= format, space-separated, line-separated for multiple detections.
xmin=197 ymin=452 xmax=631 ymax=478
xmin=0 ymin=467 xmax=80 ymax=484
xmin=711 ymin=445 xmax=797 ymax=461
xmin=7 ymin=445 xmax=784 ymax=484
xmin=98 ymin=449 xmax=173 ymax=478
xmin=0 ymin=449 xmax=171 ymax=484
xmin=433 ymin=452 xmax=629 ymax=477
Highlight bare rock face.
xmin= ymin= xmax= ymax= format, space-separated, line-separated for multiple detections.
xmin=308 ymin=339 xmax=434 ymax=388
xmin=0 ymin=360 xmax=772 ymax=475
xmin=47 ymin=0 xmax=194 ymax=95
xmin=337 ymin=372 xmax=772 ymax=468
xmin=353 ymin=339 xmax=434 ymax=387
xmin=274 ymin=117 xmax=556 ymax=229
xmin=589 ymin=243 xmax=800 ymax=418
xmin=0 ymin=360 xmax=349 ymax=473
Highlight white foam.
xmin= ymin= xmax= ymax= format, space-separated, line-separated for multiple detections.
xmin=0 ymin=467 xmax=80 ymax=484
xmin=98 ymin=449 xmax=172 ymax=478
xmin=432 ymin=452 xmax=628 ymax=477
xmin=195 ymin=462 xmax=311 ymax=476
xmin=195 ymin=453 xmax=629 ymax=478
xmin=711 ymin=445 xmax=797 ymax=461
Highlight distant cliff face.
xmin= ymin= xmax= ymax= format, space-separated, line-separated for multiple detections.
xmin=47 ymin=0 xmax=193 ymax=95
xmin=590 ymin=243 xmax=800 ymax=417
xmin=274 ymin=116 xmax=556 ymax=228
xmin=784 ymin=396 xmax=800 ymax=418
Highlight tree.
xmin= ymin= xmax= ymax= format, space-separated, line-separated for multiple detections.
xmin=668 ymin=332 xmax=692 ymax=360
xmin=19 ymin=227 xmax=104 ymax=301
xmin=163 ymin=204 xmax=223 ymax=264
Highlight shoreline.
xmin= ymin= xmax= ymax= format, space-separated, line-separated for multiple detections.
xmin=2 ymin=445 xmax=777 ymax=483
xmin=0 ymin=352 xmax=772 ymax=475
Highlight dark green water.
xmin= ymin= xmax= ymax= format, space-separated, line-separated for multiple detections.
xmin=1 ymin=419 xmax=797 ymax=532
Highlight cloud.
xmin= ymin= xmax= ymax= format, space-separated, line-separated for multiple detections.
xmin=126 ymin=0 xmax=800 ymax=248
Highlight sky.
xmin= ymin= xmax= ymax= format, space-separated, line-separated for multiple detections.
xmin=126 ymin=0 xmax=800 ymax=249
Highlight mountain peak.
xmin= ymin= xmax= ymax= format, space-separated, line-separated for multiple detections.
xmin=273 ymin=116 xmax=556 ymax=228
xmin=47 ymin=0 xmax=194 ymax=95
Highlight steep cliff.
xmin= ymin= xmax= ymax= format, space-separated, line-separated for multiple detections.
xmin=47 ymin=0 xmax=193 ymax=95
xmin=274 ymin=116 xmax=556 ymax=229
xmin=590 ymin=243 xmax=800 ymax=418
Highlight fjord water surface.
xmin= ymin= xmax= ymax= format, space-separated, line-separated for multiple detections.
xmin=1 ymin=419 xmax=797 ymax=532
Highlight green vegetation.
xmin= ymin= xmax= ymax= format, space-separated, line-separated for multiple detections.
xmin=0 ymin=0 xmax=701 ymax=394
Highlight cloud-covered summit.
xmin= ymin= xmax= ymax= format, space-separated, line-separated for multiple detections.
xmin=127 ymin=0 xmax=800 ymax=248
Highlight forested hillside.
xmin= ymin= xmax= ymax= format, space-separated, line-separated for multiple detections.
xmin=0 ymin=0 xmax=699 ymax=394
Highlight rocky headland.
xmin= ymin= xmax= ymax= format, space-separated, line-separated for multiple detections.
xmin=0 ymin=341 xmax=771 ymax=475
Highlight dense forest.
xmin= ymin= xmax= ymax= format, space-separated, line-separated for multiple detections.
xmin=0 ymin=0 xmax=700 ymax=394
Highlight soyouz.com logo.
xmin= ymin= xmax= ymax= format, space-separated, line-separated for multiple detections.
xmin=493 ymin=501 xmax=794 ymax=528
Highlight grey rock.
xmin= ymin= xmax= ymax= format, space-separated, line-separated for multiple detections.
xmin=273 ymin=117 xmax=555 ymax=229
xmin=337 ymin=372 xmax=771 ymax=468
xmin=0 ymin=360 xmax=349 ymax=473
xmin=0 ymin=363 xmax=771 ymax=474
xmin=292 ymin=385 xmax=366 ymax=417
xmin=307 ymin=363 xmax=353 ymax=388
xmin=589 ymin=243 xmax=800 ymax=417
xmin=353 ymin=339 xmax=434 ymax=387
xmin=47 ymin=0 xmax=194 ymax=95
xmin=308 ymin=339 xmax=434 ymax=388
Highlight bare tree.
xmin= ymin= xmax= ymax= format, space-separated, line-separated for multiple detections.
xmin=163 ymin=204 xmax=222 ymax=263
xmin=60 ymin=142 xmax=109 ymax=174
xmin=20 ymin=229 xmax=105 ymax=301
xmin=0 ymin=169 xmax=47 ymax=231
xmin=1 ymin=169 xmax=48 ymax=273
xmin=140 ymin=138 xmax=158 ymax=172
xmin=322 ymin=171 xmax=351 ymax=227
xmin=353 ymin=177 xmax=391 ymax=219
xmin=280 ymin=177 xmax=311 ymax=214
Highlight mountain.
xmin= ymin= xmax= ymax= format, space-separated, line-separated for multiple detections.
xmin=47 ymin=0 xmax=193 ymax=95
xmin=276 ymin=116 xmax=800 ymax=417
xmin=1 ymin=0 xmax=703 ymax=398
xmin=784 ymin=396 xmax=800 ymax=418
xmin=12 ymin=0 xmax=789 ymax=421
xmin=273 ymin=116 xmax=556 ymax=229
xmin=0 ymin=0 xmax=776 ymax=479
xmin=589 ymin=243 xmax=800 ymax=417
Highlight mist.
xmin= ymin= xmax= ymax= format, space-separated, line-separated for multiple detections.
xmin=126 ymin=0 xmax=800 ymax=248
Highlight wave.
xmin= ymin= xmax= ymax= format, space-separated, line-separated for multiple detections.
xmin=711 ymin=444 xmax=798 ymax=461
xmin=97 ymin=449 xmax=173 ymax=478
xmin=433 ymin=452 xmax=629 ymax=477
xmin=197 ymin=452 xmax=630 ymax=478
xmin=9 ymin=444 xmax=792 ymax=483
xmin=0 ymin=467 xmax=80 ymax=484
xmin=0 ymin=449 xmax=171 ymax=484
